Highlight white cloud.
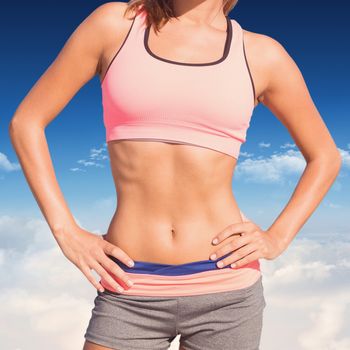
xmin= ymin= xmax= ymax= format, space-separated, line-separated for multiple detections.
xmin=259 ymin=142 xmax=271 ymax=148
xmin=239 ymin=151 xmax=254 ymax=158
xmin=77 ymin=159 xmax=104 ymax=168
xmin=0 ymin=215 xmax=349 ymax=350
xmin=69 ymin=167 xmax=86 ymax=172
xmin=339 ymin=147 xmax=350 ymax=169
xmin=261 ymin=237 xmax=350 ymax=349
xmin=237 ymin=146 xmax=350 ymax=184
xmin=298 ymin=299 xmax=350 ymax=350
xmin=0 ymin=152 xmax=21 ymax=171
xmin=236 ymin=148 xmax=306 ymax=183
xmin=280 ymin=142 xmax=297 ymax=149
xmin=0 ymin=215 xmax=101 ymax=350
xmin=236 ymin=144 xmax=350 ymax=184
xmin=90 ymin=147 xmax=109 ymax=160
xmin=324 ymin=202 xmax=342 ymax=209
xmin=70 ymin=143 xmax=109 ymax=172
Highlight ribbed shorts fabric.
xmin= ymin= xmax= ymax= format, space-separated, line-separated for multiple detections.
xmin=84 ymin=274 xmax=266 ymax=350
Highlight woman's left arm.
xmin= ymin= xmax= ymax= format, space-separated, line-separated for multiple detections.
xmin=259 ymin=36 xmax=342 ymax=252
xmin=210 ymin=35 xmax=342 ymax=267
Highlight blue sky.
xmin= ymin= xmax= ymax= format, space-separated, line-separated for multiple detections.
xmin=0 ymin=1 xmax=349 ymax=349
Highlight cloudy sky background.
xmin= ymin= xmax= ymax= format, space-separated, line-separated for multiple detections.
xmin=1 ymin=1 xmax=349 ymax=349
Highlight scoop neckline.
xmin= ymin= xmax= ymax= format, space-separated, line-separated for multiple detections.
xmin=143 ymin=16 xmax=233 ymax=67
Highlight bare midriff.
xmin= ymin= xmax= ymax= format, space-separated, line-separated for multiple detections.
xmin=104 ymin=139 xmax=245 ymax=265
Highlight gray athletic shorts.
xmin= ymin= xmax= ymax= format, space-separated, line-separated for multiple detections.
xmin=84 ymin=275 xmax=266 ymax=350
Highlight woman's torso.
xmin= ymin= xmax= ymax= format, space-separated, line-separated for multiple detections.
xmin=100 ymin=6 xmax=261 ymax=264
xmin=106 ymin=140 xmax=241 ymax=264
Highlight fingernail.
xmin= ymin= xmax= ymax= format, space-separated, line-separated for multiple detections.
xmin=127 ymin=260 xmax=134 ymax=267
xmin=231 ymin=263 xmax=237 ymax=268
xmin=210 ymin=254 xmax=216 ymax=260
xmin=117 ymin=286 xmax=124 ymax=292
xmin=126 ymin=280 xmax=134 ymax=287
xmin=212 ymin=238 xmax=218 ymax=244
xmin=217 ymin=261 xmax=224 ymax=268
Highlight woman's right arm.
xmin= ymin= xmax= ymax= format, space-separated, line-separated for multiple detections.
xmin=8 ymin=2 xmax=135 ymax=293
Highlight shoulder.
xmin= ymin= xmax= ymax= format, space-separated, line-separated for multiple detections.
xmin=242 ymin=28 xmax=292 ymax=71
xmin=241 ymin=26 xmax=300 ymax=102
xmin=68 ymin=2 xmax=136 ymax=47
xmin=79 ymin=1 xmax=138 ymax=71
xmin=86 ymin=1 xmax=137 ymax=34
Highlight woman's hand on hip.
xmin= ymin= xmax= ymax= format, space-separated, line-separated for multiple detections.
xmin=209 ymin=220 xmax=285 ymax=269
xmin=54 ymin=225 xmax=135 ymax=293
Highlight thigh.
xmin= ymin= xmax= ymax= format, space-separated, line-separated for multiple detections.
xmin=83 ymin=339 xmax=116 ymax=349
xmin=178 ymin=276 xmax=266 ymax=350
xmin=84 ymin=290 xmax=178 ymax=350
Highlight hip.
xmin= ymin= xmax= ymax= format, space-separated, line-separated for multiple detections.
xmin=100 ymin=246 xmax=262 ymax=297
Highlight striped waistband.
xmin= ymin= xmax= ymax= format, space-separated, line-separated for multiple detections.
xmin=100 ymin=252 xmax=261 ymax=297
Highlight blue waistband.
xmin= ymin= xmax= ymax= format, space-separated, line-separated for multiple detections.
xmin=107 ymin=252 xmax=232 ymax=276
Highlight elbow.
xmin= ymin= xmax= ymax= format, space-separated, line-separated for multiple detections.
xmin=8 ymin=114 xmax=23 ymax=132
xmin=8 ymin=117 xmax=28 ymax=146
xmin=308 ymin=148 xmax=343 ymax=172
xmin=331 ymin=150 xmax=342 ymax=182
xmin=8 ymin=117 xmax=42 ymax=141
xmin=323 ymin=149 xmax=343 ymax=174
xmin=329 ymin=149 xmax=343 ymax=173
xmin=8 ymin=117 xmax=24 ymax=146
xmin=335 ymin=148 xmax=343 ymax=172
xmin=8 ymin=117 xmax=18 ymax=140
xmin=330 ymin=148 xmax=343 ymax=171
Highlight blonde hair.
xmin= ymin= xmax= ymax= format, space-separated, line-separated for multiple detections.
xmin=124 ymin=0 xmax=239 ymax=33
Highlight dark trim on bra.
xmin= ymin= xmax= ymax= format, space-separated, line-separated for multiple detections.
xmin=100 ymin=15 xmax=137 ymax=86
xmin=242 ymin=38 xmax=256 ymax=107
xmin=143 ymin=16 xmax=233 ymax=66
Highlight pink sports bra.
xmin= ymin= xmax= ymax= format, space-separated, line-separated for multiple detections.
xmin=101 ymin=8 xmax=256 ymax=160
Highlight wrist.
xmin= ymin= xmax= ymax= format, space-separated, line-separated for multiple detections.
xmin=266 ymin=229 xmax=290 ymax=254
xmin=51 ymin=220 xmax=78 ymax=239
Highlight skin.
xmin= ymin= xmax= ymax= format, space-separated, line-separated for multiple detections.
xmin=9 ymin=1 xmax=342 ymax=349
